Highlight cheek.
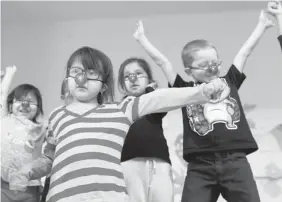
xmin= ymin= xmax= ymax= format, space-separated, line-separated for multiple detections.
xmin=67 ymin=79 xmax=76 ymax=91
xmin=11 ymin=104 xmax=17 ymax=113
xmin=124 ymin=81 xmax=131 ymax=91
xmin=139 ymin=78 xmax=149 ymax=87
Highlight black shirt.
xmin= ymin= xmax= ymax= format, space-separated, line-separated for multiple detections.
xmin=121 ymin=86 xmax=171 ymax=164
xmin=171 ymin=65 xmax=258 ymax=162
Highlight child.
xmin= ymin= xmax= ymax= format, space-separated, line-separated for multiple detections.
xmin=134 ymin=10 xmax=273 ymax=202
xmin=1 ymin=65 xmax=46 ymax=202
xmin=9 ymin=46 xmax=227 ymax=202
xmin=119 ymin=57 xmax=173 ymax=202
xmin=268 ymin=0 xmax=282 ymax=49
xmin=40 ymin=80 xmax=73 ymax=202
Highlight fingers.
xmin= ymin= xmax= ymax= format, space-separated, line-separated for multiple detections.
xmin=201 ymin=78 xmax=228 ymax=101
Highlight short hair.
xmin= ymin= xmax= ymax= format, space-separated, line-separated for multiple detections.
xmin=181 ymin=39 xmax=217 ymax=68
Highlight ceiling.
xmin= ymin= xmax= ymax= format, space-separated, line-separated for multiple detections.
xmin=2 ymin=1 xmax=266 ymax=23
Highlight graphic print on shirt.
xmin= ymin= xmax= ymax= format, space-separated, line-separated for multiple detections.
xmin=186 ymin=78 xmax=241 ymax=136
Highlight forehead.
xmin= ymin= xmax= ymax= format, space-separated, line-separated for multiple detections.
xmin=193 ymin=48 xmax=218 ymax=63
xmin=71 ymin=59 xmax=84 ymax=69
xmin=124 ymin=62 xmax=145 ymax=74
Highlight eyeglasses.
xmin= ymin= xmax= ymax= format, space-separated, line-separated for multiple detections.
xmin=69 ymin=67 xmax=102 ymax=81
xmin=13 ymin=99 xmax=38 ymax=108
xmin=124 ymin=73 xmax=148 ymax=82
xmin=187 ymin=60 xmax=222 ymax=70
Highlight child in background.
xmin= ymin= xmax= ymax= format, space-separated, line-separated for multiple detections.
xmin=134 ymin=9 xmax=273 ymax=202
xmin=9 ymin=46 xmax=227 ymax=202
xmin=268 ymin=0 xmax=282 ymax=49
xmin=119 ymin=57 xmax=173 ymax=202
xmin=1 ymin=65 xmax=46 ymax=202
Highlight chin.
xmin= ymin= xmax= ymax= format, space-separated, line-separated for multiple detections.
xmin=129 ymin=90 xmax=144 ymax=97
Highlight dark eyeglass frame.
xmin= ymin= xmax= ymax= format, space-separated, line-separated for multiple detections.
xmin=68 ymin=67 xmax=103 ymax=83
xmin=13 ymin=99 xmax=38 ymax=107
xmin=187 ymin=60 xmax=222 ymax=70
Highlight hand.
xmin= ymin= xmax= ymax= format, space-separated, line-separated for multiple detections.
xmin=259 ymin=10 xmax=274 ymax=29
xmin=133 ymin=20 xmax=145 ymax=40
xmin=267 ymin=0 xmax=282 ymax=17
xmin=200 ymin=78 xmax=226 ymax=101
xmin=147 ymin=82 xmax=158 ymax=90
xmin=5 ymin=65 xmax=17 ymax=74
xmin=9 ymin=172 xmax=29 ymax=192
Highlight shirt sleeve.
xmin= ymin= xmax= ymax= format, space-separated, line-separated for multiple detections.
xmin=278 ymin=35 xmax=282 ymax=51
xmin=169 ymin=74 xmax=194 ymax=88
xmin=224 ymin=64 xmax=246 ymax=90
xmin=10 ymin=124 xmax=56 ymax=188
xmin=144 ymin=85 xmax=167 ymax=120
xmin=118 ymin=96 xmax=140 ymax=123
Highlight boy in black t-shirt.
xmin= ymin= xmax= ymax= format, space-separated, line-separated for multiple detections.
xmin=134 ymin=9 xmax=273 ymax=202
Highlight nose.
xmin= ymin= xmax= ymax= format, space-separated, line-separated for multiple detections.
xmin=206 ymin=66 xmax=219 ymax=76
xmin=21 ymin=100 xmax=30 ymax=110
xmin=75 ymin=72 xmax=87 ymax=87
xmin=128 ymin=74 xmax=137 ymax=83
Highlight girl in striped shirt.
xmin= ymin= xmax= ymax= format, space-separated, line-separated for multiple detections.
xmin=9 ymin=46 xmax=228 ymax=202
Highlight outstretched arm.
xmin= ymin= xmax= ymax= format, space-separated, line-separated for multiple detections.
xmin=233 ymin=10 xmax=273 ymax=73
xmin=1 ymin=65 xmax=17 ymax=116
xmin=137 ymin=78 xmax=227 ymax=118
xmin=268 ymin=0 xmax=282 ymax=49
xmin=133 ymin=20 xmax=177 ymax=86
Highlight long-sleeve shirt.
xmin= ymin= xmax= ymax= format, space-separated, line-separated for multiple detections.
xmin=12 ymin=86 xmax=209 ymax=202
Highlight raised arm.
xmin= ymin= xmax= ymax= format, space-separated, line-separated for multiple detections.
xmin=133 ymin=20 xmax=177 ymax=86
xmin=233 ymin=10 xmax=273 ymax=73
xmin=1 ymin=65 xmax=17 ymax=116
xmin=9 ymin=131 xmax=55 ymax=192
xmin=137 ymin=78 xmax=227 ymax=118
xmin=268 ymin=0 xmax=282 ymax=48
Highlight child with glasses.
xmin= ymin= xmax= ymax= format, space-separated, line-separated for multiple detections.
xmin=1 ymin=65 xmax=46 ymax=202
xmin=133 ymin=9 xmax=273 ymax=202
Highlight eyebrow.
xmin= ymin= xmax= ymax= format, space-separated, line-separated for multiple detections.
xmin=70 ymin=66 xmax=84 ymax=69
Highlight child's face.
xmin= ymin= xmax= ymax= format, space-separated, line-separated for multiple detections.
xmin=11 ymin=92 xmax=38 ymax=121
xmin=68 ymin=60 xmax=103 ymax=103
xmin=187 ymin=48 xmax=222 ymax=83
xmin=124 ymin=62 xmax=149 ymax=97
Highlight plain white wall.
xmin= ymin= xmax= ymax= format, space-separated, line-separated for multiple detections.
xmin=2 ymin=9 xmax=281 ymax=116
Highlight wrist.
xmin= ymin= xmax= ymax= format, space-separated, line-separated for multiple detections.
xmin=257 ymin=22 xmax=268 ymax=31
xmin=135 ymin=34 xmax=146 ymax=42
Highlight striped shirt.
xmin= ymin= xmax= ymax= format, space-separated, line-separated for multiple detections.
xmin=15 ymin=86 xmax=207 ymax=202
xmin=46 ymin=96 xmax=140 ymax=202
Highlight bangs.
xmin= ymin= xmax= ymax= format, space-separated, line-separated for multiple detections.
xmin=13 ymin=85 xmax=37 ymax=100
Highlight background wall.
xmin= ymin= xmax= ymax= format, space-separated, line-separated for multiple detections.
xmin=2 ymin=1 xmax=282 ymax=201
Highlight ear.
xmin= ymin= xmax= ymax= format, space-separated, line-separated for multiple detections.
xmin=101 ymin=83 xmax=108 ymax=93
xmin=184 ymin=68 xmax=192 ymax=75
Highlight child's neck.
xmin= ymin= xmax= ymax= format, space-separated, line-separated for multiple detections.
xmin=67 ymin=99 xmax=100 ymax=115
